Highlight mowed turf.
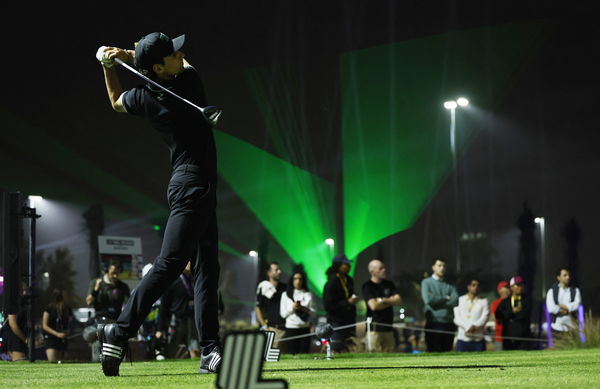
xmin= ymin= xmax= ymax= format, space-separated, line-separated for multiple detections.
xmin=1 ymin=348 xmax=599 ymax=388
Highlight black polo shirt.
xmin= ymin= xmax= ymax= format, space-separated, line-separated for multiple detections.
xmin=122 ymin=66 xmax=216 ymax=180
xmin=256 ymin=282 xmax=287 ymax=328
xmin=362 ymin=279 xmax=398 ymax=332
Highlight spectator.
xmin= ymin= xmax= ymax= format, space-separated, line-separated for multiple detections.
xmin=85 ymin=260 xmax=130 ymax=362
xmin=362 ymin=259 xmax=402 ymax=352
xmin=86 ymin=260 xmax=131 ymax=322
xmin=323 ymin=254 xmax=358 ymax=352
xmin=421 ymin=257 xmax=458 ymax=352
xmin=453 ymin=279 xmax=489 ymax=352
xmin=280 ymin=269 xmax=316 ymax=354
xmin=42 ymin=289 xmax=72 ymax=362
xmin=255 ymin=262 xmax=287 ymax=347
xmin=490 ymin=280 xmax=510 ymax=350
xmin=5 ymin=282 xmax=29 ymax=361
xmin=496 ymin=275 xmax=532 ymax=350
xmin=155 ymin=261 xmax=199 ymax=358
xmin=546 ymin=268 xmax=581 ymax=334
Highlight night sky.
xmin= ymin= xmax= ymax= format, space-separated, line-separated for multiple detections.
xmin=1 ymin=1 xmax=599 ymax=315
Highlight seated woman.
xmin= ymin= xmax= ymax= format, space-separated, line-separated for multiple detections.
xmin=279 ymin=269 xmax=316 ymax=354
xmin=42 ymin=289 xmax=72 ymax=362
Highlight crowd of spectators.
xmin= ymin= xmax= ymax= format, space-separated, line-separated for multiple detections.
xmin=0 ymin=254 xmax=584 ymax=361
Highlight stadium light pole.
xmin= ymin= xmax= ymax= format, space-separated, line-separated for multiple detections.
xmin=325 ymin=238 xmax=335 ymax=258
xmin=444 ymin=98 xmax=468 ymax=273
xmin=535 ymin=217 xmax=546 ymax=297
xmin=249 ymin=250 xmax=259 ymax=285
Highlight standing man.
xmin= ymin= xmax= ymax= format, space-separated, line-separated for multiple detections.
xmin=362 ymin=259 xmax=402 ymax=352
xmin=496 ymin=275 xmax=532 ymax=350
xmin=490 ymin=280 xmax=510 ymax=350
xmin=86 ymin=260 xmax=131 ymax=323
xmin=421 ymin=258 xmax=458 ymax=352
xmin=323 ymin=254 xmax=359 ymax=352
xmin=255 ymin=262 xmax=287 ymax=348
xmin=453 ymin=279 xmax=489 ymax=352
xmin=85 ymin=260 xmax=130 ymax=362
xmin=95 ymin=32 xmax=222 ymax=375
xmin=546 ymin=268 xmax=581 ymax=334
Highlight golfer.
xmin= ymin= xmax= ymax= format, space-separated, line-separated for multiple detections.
xmin=95 ymin=32 xmax=222 ymax=376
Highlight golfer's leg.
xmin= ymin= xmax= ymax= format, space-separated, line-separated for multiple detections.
xmin=115 ymin=206 xmax=198 ymax=339
xmin=192 ymin=211 xmax=220 ymax=350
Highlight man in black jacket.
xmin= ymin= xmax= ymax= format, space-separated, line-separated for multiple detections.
xmin=495 ymin=275 xmax=532 ymax=350
xmin=323 ymin=254 xmax=358 ymax=352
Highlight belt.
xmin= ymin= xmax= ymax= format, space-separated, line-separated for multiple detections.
xmin=173 ymin=164 xmax=204 ymax=174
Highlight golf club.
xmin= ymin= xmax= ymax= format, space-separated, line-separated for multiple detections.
xmin=113 ymin=57 xmax=222 ymax=126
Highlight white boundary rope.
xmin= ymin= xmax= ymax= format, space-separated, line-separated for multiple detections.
xmin=276 ymin=320 xmax=547 ymax=344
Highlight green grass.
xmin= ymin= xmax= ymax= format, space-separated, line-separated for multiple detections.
xmin=1 ymin=349 xmax=600 ymax=388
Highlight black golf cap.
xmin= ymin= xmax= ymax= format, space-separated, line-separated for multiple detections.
xmin=134 ymin=32 xmax=185 ymax=71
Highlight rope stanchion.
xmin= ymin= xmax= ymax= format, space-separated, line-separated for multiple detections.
xmin=277 ymin=321 xmax=367 ymax=342
xmin=366 ymin=317 xmax=372 ymax=352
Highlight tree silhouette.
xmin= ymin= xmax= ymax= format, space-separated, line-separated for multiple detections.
xmin=35 ymin=247 xmax=81 ymax=315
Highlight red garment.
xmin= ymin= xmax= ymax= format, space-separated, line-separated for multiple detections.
xmin=491 ymin=297 xmax=506 ymax=342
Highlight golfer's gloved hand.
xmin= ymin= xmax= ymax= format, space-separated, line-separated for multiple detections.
xmin=95 ymin=46 xmax=114 ymax=68
xmin=203 ymin=106 xmax=222 ymax=126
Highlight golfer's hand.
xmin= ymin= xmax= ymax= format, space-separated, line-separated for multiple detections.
xmin=57 ymin=332 xmax=67 ymax=339
xmin=97 ymin=47 xmax=131 ymax=67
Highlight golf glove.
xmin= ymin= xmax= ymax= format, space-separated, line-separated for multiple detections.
xmin=95 ymin=46 xmax=114 ymax=68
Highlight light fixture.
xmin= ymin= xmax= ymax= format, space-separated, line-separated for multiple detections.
xmin=444 ymin=101 xmax=457 ymax=110
xmin=249 ymin=250 xmax=258 ymax=257
xmin=28 ymin=195 xmax=43 ymax=207
xmin=325 ymin=238 xmax=335 ymax=246
xmin=457 ymin=97 xmax=469 ymax=107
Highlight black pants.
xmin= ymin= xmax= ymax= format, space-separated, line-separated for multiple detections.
xmin=284 ymin=327 xmax=310 ymax=354
xmin=115 ymin=165 xmax=220 ymax=352
xmin=329 ymin=319 xmax=355 ymax=352
xmin=425 ymin=320 xmax=456 ymax=352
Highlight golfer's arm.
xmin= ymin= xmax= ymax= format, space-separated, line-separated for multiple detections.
xmin=102 ymin=66 xmax=126 ymax=113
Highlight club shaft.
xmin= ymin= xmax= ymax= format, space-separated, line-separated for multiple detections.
xmin=113 ymin=58 xmax=205 ymax=113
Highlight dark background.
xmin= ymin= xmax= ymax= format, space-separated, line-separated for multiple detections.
xmin=1 ymin=1 xmax=599 ymax=319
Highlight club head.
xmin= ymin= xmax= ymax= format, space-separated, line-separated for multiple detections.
xmin=203 ymin=106 xmax=222 ymax=126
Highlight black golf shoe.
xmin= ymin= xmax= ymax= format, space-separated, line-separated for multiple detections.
xmin=98 ymin=323 xmax=127 ymax=376
xmin=199 ymin=345 xmax=222 ymax=374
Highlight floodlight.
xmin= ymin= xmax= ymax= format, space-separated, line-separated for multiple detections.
xmin=457 ymin=97 xmax=469 ymax=107
xmin=444 ymin=101 xmax=457 ymax=110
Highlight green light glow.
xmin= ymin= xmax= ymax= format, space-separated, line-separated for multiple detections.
xmin=0 ymin=107 xmax=169 ymax=220
xmin=215 ymin=130 xmax=335 ymax=295
xmin=342 ymin=22 xmax=542 ymax=260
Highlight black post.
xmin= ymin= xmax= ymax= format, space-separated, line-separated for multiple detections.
xmin=563 ymin=218 xmax=581 ymax=287
xmin=22 ymin=205 xmax=41 ymax=362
